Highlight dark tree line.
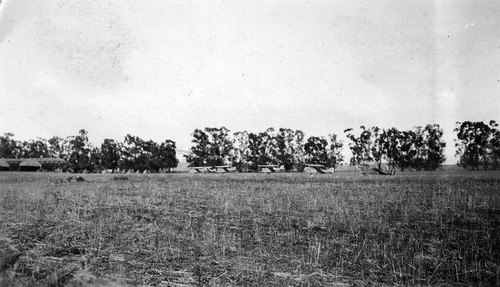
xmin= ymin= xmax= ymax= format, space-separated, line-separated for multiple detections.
xmin=0 ymin=130 xmax=178 ymax=173
xmin=344 ymin=124 xmax=447 ymax=171
xmin=3 ymin=121 xmax=496 ymax=173
xmin=186 ymin=125 xmax=448 ymax=172
xmin=185 ymin=127 xmax=344 ymax=171
xmin=455 ymin=120 xmax=500 ymax=170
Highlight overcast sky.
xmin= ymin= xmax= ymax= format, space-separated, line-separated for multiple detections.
xmin=0 ymin=0 xmax=499 ymax=163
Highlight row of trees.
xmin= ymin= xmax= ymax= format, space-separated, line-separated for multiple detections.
xmin=455 ymin=121 xmax=500 ymax=170
xmin=0 ymin=130 xmax=178 ymax=172
xmin=344 ymin=124 xmax=447 ymax=171
xmin=1 ymin=120 xmax=497 ymax=172
xmin=185 ymin=127 xmax=344 ymax=172
xmin=185 ymin=125 xmax=447 ymax=172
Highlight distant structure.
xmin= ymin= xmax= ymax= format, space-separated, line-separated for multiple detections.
xmin=0 ymin=158 xmax=69 ymax=172
xmin=0 ymin=158 xmax=9 ymax=171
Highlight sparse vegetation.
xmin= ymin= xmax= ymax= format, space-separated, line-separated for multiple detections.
xmin=1 ymin=171 xmax=499 ymax=286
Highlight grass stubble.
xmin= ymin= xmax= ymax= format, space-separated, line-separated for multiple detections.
xmin=0 ymin=171 xmax=499 ymax=286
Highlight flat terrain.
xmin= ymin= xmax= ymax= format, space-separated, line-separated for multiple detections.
xmin=0 ymin=171 xmax=499 ymax=286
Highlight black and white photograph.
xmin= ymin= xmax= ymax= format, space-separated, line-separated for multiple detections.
xmin=0 ymin=0 xmax=499 ymax=285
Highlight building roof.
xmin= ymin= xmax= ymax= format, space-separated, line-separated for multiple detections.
xmin=4 ymin=158 xmax=68 ymax=165
xmin=0 ymin=158 xmax=10 ymax=167
xmin=19 ymin=159 xmax=42 ymax=167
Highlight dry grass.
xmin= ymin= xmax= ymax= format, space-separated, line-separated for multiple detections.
xmin=0 ymin=171 xmax=499 ymax=286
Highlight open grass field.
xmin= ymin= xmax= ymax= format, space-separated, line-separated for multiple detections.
xmin=0 ymin=171 xmax=499 ymax=286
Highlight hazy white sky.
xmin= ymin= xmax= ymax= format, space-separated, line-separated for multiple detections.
xmin=0 ymin=0 xmax=499 ymax=163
